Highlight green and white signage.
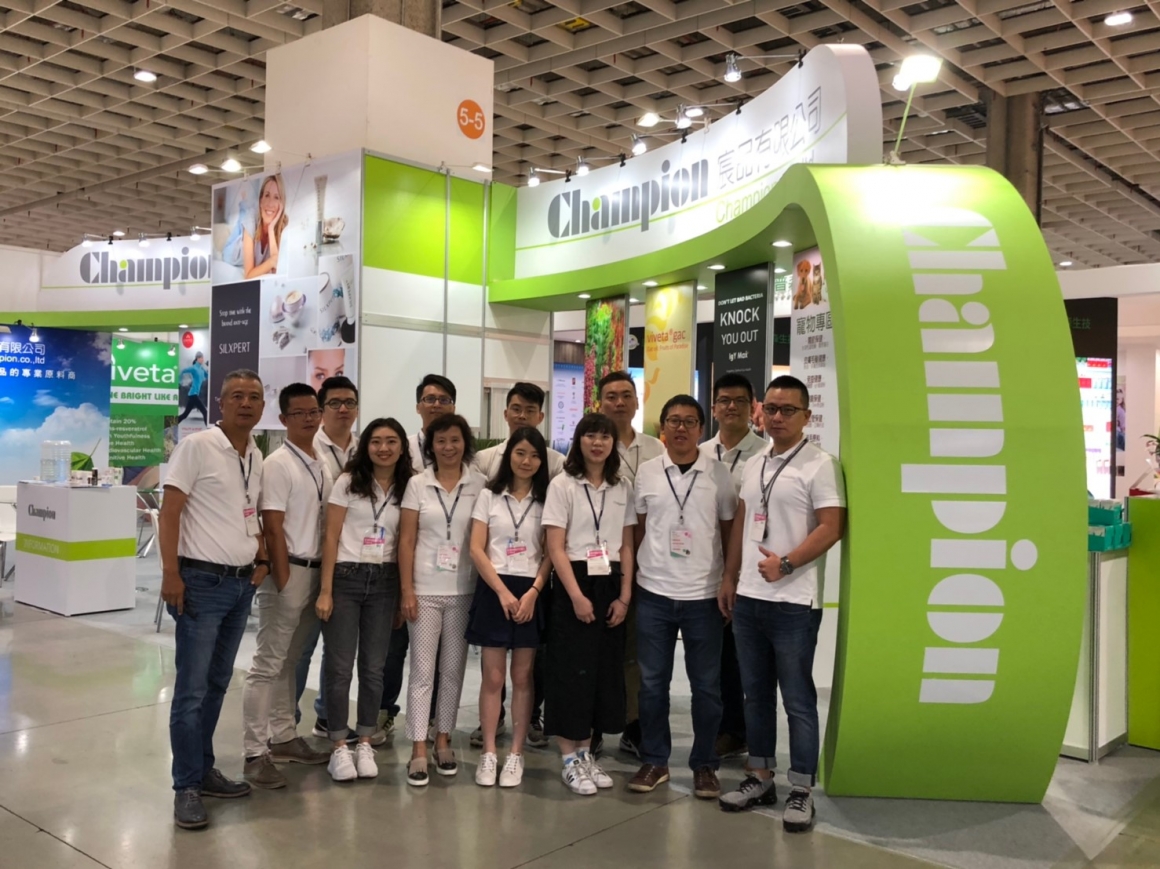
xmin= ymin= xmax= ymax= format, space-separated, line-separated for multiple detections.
xmin=109 ymin=340 xmax=178 ymax=466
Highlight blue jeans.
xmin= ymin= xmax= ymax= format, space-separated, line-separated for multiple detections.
xmin=732 ymin=595 xmax=823 ymax=787
xmin=636 ymin=587 xmax=724 ymax=771
xmin=294 ymin=617 xmax=326 ymax=722
xmin=168 ymin=567 xmax=256 ymax=791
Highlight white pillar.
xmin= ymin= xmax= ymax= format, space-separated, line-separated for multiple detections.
xmin=1120 ymin=344 xmax=1158 ymax=495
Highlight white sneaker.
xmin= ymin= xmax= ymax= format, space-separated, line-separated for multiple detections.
xmin=562 ymin=758 xmax=597 ymax=795
xmin=476 ymin=751 xmax=498 ymax=787
xmin=499 ymin=753 xmax=524 ymax=788
xmin=328 ymin=745 xmax=357 ymax=782
xmin=354 ymin=743 xmax=378 ymax=779
xmin=581 ymin=752 xmax=614 ymax=789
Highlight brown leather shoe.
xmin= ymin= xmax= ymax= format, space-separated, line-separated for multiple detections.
xmin=628 ymin=763 xmax=670 ymax=793
xmin=693 ymin=766 xmax=721 ymax=799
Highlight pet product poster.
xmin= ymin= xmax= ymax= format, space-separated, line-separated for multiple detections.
xmin=583 ymin=297 xmax=626 ymax=413
xmin=210 ymin=152 xmax=362 ymax=427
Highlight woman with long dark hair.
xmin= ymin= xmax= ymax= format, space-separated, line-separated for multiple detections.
xmin=466 ymin=427 xmax=552 ymax=788
xmin=316 ymin=418 xmax=413 ymax=782
xmin=398 ymin=413 xmax=486 ymax=786
xmin=542 ymin=412 xmax=636 ymax=795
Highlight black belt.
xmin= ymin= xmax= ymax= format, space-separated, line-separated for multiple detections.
xmin=289 ymin=556 xmax=323 ymax=569
xmin=178 ymin=557 xmax=255 ymax=578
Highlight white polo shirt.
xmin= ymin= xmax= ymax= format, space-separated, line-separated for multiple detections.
xmin=617 ymin=431 xmax=664 ymax=485
xmin=314 ymin=427 xmax=356 ymax=480
xmin=473 ymin=437 xmax=566 ymax=482
xmin=402 ymin=465 xmax=486 ymax=595
xmin=542 ymin=473 xmax=637 ymax=562
xmin=635 ymin=452 xmax=738 ymax=600
xmin=167 ymin=425 xmax=263 ymax=566
xmin=471 ymin=488 xmax=545 ymax=578
xmin=408 ymin=431 xmax=434 ymax=473
xmin=737 ymin=439 xmax=846 ymax=607
xmin=700 ymin=428 xmax=767 ymax=495
xmin=260 ymin=441 xmax=333 ymax=560
xmin=330 ymin=473 xmax=402 ymax=564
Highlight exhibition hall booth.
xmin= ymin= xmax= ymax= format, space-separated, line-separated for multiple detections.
xmin=0 ymin=13 xmax=1149 ymax=809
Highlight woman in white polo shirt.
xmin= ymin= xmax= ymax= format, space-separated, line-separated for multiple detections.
xmin=316 ymin=418 xmax=414 ymax=783
xmin=399 ymin=413 xmax=486 ymax=786
xmin=542 ymin=412 xmax=636 ymax=796
xmin=467 ymin=427 xmax=552 ymax=788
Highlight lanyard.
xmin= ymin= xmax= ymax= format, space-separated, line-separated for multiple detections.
xmin=504 ymin=493 xmax=536 ymax=542
xmin=290 ymin=446 xmax=324 ymax=503
xmin=326 ymin=444 xmax=344 ymax=474
xmin=370 ymin=484 xmax=392 ymax=531
xmin=237 ymin=452 xmax=253 ymax=504
xmin=435 ymin=484 xmax=464 ymax=541
xmin=716 ymin=443 xmax=743 ymax=474
xmin=583 ymin=485 xmax=607 ymax=544
xmin=758 ymin=441 xmax=808 ymax=517
xmin=664 ymin=466 xmax=700 ymax=524
xmin=621 ymin=442 xmax=639 ymax=479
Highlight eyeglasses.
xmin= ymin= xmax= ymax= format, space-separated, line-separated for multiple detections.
xmin=325 ymin=398 xmax=358 ymax=410
xmin=762 ymin=404 xmax=805 ymax=418
xmin=286 ymin=408 xmax=323 ymax=420
xmin=420 ymin=395 xmax=455 ymax=407
xmin=664 ymin=417 xmax=701 ymax=430
xmin=714 ymin=396 xmax=750 ymax=408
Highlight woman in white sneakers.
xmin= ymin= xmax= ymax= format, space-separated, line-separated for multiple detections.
xmin=399 ymin=413 xmax=486 ymax=786
xmin=542 ymin=413 xmax=636 ymax=795
xmin=317 ymin=418 xmax=414 ymax=782
xmin=467 ymin=427 xmax=552 ymax=788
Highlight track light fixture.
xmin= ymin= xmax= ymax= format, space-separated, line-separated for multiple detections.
xmin=250 ymin=140 xmax=272 ymax=154
xmin=28 ymin=324 xmax=39 ymax=342
xmin=221 ymin=157 xmax=242 ymax=173
xmin=724 ymin=54 xmax=742 ymax=83
xmin=631 ymin=134 xmax=647 ymax=156
xmin=527 ymin=169 xmax=540 ymax=188
xmin=576 ymin=158 xmax=590 ymax=177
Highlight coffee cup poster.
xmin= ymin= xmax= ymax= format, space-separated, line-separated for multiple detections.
xmin=209 ymin=151 xmax=361 ymax=429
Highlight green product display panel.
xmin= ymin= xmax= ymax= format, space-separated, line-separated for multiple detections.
xmin=16 ymin=534 xmax=136 ymax=561
xmin=1127 ymin=497 xmax=1160 ymax=750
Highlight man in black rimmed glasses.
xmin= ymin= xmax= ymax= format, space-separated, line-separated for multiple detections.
xmin=409 ymin=373 xmax=457 ymax=472
xmin=242 ymin=383 xmax=332 ymax=790
xmin=314 ymin=376 xmax=359 ymax=480
xmin=718 ymin=375 xmax=845 ymax=833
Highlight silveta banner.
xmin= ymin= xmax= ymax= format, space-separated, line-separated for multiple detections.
xmin=109 ymin=339 xmax=178 ymax=466
xmin=643 ymin=282 xmax=695 ymax=436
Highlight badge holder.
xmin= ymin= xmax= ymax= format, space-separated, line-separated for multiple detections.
xmin=750 ymin=512 xmax=768 ymax=542
xmin=244 ymin=506 xmax=260 ymax=536
xmin=586 ymin=540 xmax=611 ymax=576
xmin=506 ymin=538 xmax=529 ymax=574
xmin=437 ymin=542 xmax=460 ymax=572
xmin=669 ymin=525 xmax=693 ymax=558
xmin=361 ymin=525 xmax=386 ymax=564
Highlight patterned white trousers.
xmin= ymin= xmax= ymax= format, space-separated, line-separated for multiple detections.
xmin=405 ymin=594 xmax=472 ymax=741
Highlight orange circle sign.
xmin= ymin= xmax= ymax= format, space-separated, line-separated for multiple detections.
xmin=457 ymin=99 xmax=486 ymax=139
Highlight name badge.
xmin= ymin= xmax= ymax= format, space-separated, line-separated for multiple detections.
xmin=436 ymin=542 xmax=460 ymax=572
xmin=749 ymin=512 xmax=768 ymax=542
xmin=244 ymin=506 xmax=260 ymax=537
xmin=670 ymin=525 xmax=693 ymax=558
xmin=586 ymin=541 xmax=611 ymax=576
xmin=506 ymin=539 xmax=529 ymax=574
xmin=361 ymin=526 xmax=385 ymax=564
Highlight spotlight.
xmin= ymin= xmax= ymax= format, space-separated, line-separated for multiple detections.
xmin=527 ymin=170 xmax=540 ymax=188
xmin=638 ymin=112 xmax=660 ymax=127
xmin=116 ymin=339 xmax=126 ymax=350
xmin=708 ymin=264 xmax=726 ymax=271
xmin=684 ymin=106 xmax=704 ymax=119
xmin=28 ymin=326 xmax=39 ymax=342
xmin=676 ymin=114 xmax=692 ymax=130
xmin=190 ymin=228 xmax=200 ymax=240
xmin=772 ymin=239 xmax=792 ymax=248
xmin=629 ymin=298 xmax=640 ymax=303
xmin=118 ymin=327 xmax=129 ymax=332
xmin=1058 ymin=260 xmax=1074 ymax=267
xmin=631 ymin=135 xmax=647 ymax=156
xmin=1105 ymin=11 xmax=1133 ymax=25
xmin=139 ymin=235 xmax=150 ymax=248
xmin=724 ymin=53 xmax=742 ymax=83
xmin=133 ymin=69 xmax=157 ymax=83
xmin=221 ymin=158 xmax=242 ymax=172
xmin=643 ymin=280 xmax=658 ymax=288
xmin=472 ymin=163 xmax=492 ymax=173
xmin=899 ymin=54 xmax=942 ymax=85
xmin=774 ymin=267 xmax=787 ymax=274
xmin=112 ymin=229 xmax=126 ymax=237
xmin=188 ymin=163 xmax=208 ymax=175
xmin=696 ymin=284 xmax=707 ymax=291
xmin=578 ymin=293 xmax=591 ymax=299
xmin=576 ymin=158 xmax=590 ymax=177
xmin=250 ymin=140 xmax=272 ymax=154
xmin=892 ymin=73 xmax=912 ymax=92
xmin=168 ymin=345 xmax=176 ymax=356
xmin=178 ymin=324 xmax=189 ymax=329
xmin=81 ymin=237 xmax=91 ymax=247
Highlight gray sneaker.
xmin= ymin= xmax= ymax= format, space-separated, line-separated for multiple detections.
xmin=718 ymin=774 xmax=777 ymax=812
xmin=470 ymin=719 xmax=506 ymax=748
xmin=200 ymin=768 xmax=251 ymax=798
xmin=269 ymin=736 xmax=330 ymax=765
xmin=782 ymin=786 xmax=816 ymax=832
xmin=174 ymin=787 xmax=208 ymax=829
xmin=243 ymin=754 xmax=287 ymax=789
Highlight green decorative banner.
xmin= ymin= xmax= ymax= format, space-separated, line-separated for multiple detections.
xmin=109 ymin=339 xmax=177 ymax=466
xmin=17 ymin=533 xmax=136 ymax=561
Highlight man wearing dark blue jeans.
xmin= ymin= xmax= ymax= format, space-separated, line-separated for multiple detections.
xmin=719 ymin=375 xmax=845 ymax=832
xmin=159 ymin=369 xmax=271 ymax=830
xmin=627 ymin=394 xmax=737 ymax=798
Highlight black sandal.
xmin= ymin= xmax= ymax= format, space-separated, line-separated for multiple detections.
xmin=407 ymin=756 xmax=429 ymax=787
xmin=435 ymin=746 xmax=458 ymax=777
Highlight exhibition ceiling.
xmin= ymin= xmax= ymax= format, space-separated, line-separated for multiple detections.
xmin=0 ymin=0 xmax=1157 ymax=269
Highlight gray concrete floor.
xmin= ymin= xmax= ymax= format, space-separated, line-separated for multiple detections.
xmin=2 ymin=562 xmax=1160 ymax=869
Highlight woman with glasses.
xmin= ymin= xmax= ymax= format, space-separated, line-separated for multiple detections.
xmin=542 ymin=413 xmax=636 ymax=795
xmin=316 ymin=418 xmax=413 ymax=781
xmin=399 ymin=413 xmax=485 ymax=786
xmin=467 ymin=427 xmax=552 ymax=788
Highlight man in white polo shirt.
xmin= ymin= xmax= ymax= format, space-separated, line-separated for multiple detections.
xmin=473 ymin=382 xmax=565 ymax=480
xmin=699 ymin=372 xmax=767 ymax=761
xmin=628 ymin=394 xmax=736 ymax=800
xmin=409 ymin=373 xmax=457 ymax=472
xmin=242 ymin=383 xmax=332 ymax=790
xmin=719 ymin=375 xmax=845 ymax=833
xmin=160 ymin=369 xmax=270 ymax=830
xmin=596 ymin=370 xmax=663 ymax=757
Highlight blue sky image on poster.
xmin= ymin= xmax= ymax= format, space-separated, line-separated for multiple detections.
xmin=0 ymin=324 xmax=111 ymax=484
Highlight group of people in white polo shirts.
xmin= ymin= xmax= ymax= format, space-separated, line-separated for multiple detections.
xmin=159 ymin=366 xmax=845 ymax=836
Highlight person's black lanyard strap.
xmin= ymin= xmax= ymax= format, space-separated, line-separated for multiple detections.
xmin=583 ymin=485 xmax=607 ymax=545
xmin=291 ymin=446 xmax=324 ymax=504
xmin=758 ymin=441 xmax=809 ymax=524
xmin=716 ymin=444 xmax=742 ymax=474
xmin=436 ymin=485 xmax=464 ymax=541
xmin=370 ymin=485 xmax=391 ymax=532
xmin=238 ymin=453 xmax=253 ymax=505
xmin=664 ymin=466 xmax=700 ymax=524
xmin=504 ymin=493 xmax=536 ymax=542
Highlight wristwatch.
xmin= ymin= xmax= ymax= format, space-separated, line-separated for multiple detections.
xmin=255 ymin=559 xmax=272 ymax=572
xmin=779 ymin=556 xmax=795 ymax=576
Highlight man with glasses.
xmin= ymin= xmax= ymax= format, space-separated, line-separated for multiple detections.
xmin=628 ymin=395 xmax=736 ymax=800
xmin=719 ymin=375 xmax=845 ymax=833
xmin=242 ymin=384 xmax=331 ymax=790
xmin=596 ymin=371 xmax=663 ymax=758
xmin=700 ymin=373 xmax=767 ymax=761
xmin=160 ymin=369 xmax=270 ymax=829
xmin=410 ymin=374 xmax=457 ymax=472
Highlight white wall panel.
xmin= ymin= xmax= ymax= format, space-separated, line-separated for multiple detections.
xmin=360 ymin=325 xmax=444 ymax=428
xmin=362 ymin=268 xmax=444 ymax=322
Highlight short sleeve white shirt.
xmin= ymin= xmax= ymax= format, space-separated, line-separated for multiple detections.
xmin=737 ymin=439 xmax=846 ymax=607
xmin=617 ymin=431 xmax=665 ymax=485
xmin=634 ymin=453 xmax=738 ymax=600
xmin=541 ymin=473 xmax=637 ymax=562
xmin=473 ymin=437 xmax=566 ymax=482
xmin=260 ymin=441 xmax=333 ymax=559
xmin=314 ymin=427 xmax=356 ymax=481
xmin=166 ymin=426 xmax=263 ymax=566
xmin=700 ymin=429 xmax=767 ymax=495
xmin=402 ymin=465 xmax=487 ymax=595
xmin=471 ymin=488 xmax=545 ymax=578
xmin=329 ymin=473 xmax=402 ymax=564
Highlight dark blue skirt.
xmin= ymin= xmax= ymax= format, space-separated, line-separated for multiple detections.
xmin=465 ymin=573 xmax=545 ymax=649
